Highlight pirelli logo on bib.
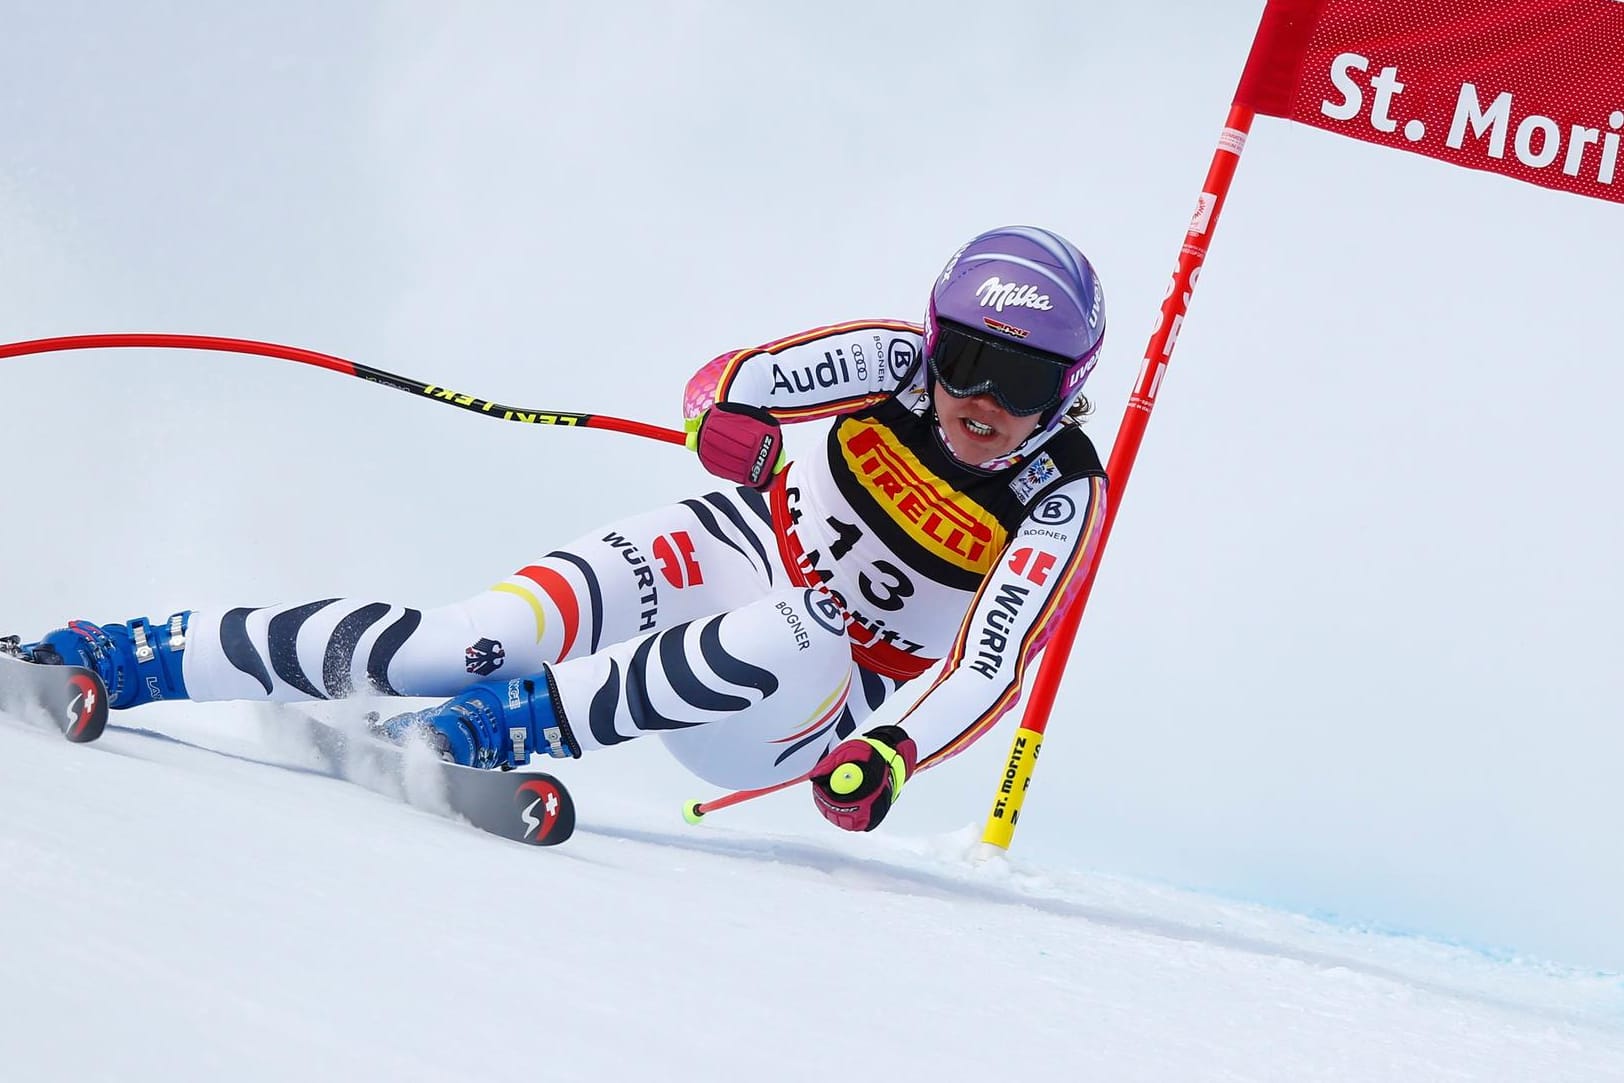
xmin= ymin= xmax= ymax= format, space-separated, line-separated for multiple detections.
xmin=839 ymin=420 xmax=1004 ymax=572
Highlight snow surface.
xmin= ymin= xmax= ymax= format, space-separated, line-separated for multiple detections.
xmin=4 ymin=699 xmax=1622 ymax=1083
xmin=5 ymin=3 xmax=1624 ymax=974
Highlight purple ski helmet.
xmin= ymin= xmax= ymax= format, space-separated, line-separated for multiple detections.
xmin=925 ymin=226 xmax=1106 ymax=430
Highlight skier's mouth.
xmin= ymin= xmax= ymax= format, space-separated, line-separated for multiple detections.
xmin=960 ymin=416 xmax=998 ymax=440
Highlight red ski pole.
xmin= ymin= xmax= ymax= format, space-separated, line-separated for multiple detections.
xmin=0 ymin=333 xmax=688 ymax=446
xmin=682 ymin=771 xmax=814 ymax=825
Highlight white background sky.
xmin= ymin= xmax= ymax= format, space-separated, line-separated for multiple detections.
xmin=3 ymin=2 xmax=1620 ymax=971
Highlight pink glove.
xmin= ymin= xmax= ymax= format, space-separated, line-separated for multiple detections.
xmin=686 ymin=402 xmax=785 ymax=491
xmin=809 ymin=726 xmax=919 ymax=832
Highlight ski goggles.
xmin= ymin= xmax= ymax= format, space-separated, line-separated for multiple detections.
xmin=927 ymin=320 xmax=1072 ymax=417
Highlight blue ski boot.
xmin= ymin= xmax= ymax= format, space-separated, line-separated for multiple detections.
xmin=23 ymin=614 xmax=191 ymax=710
xmin=377 ymin=669 xmax=580 ymax=769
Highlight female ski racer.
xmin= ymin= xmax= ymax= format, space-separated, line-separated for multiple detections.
xmin=21 ymin=225 xmax=1109 ymax=832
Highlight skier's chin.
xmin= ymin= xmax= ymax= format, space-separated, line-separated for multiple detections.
xmin=936 ymin=405 xmax=1034 ymax=464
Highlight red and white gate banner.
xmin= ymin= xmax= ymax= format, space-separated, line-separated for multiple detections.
xmin=1236 ymin=0 xmax=1624 ymax=205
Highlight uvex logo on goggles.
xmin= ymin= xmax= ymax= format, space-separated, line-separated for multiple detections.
xmin=928 ymin=321 xmax=1070 ymax=416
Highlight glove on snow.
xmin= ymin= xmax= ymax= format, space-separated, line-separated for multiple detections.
xmin=686 ymin=402 xmax=786 ymax=491
xmin=809 ymin=725 xmax=918 ymax=832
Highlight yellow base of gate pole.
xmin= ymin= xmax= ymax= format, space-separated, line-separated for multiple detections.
xmin=980 ymin=725 xmax=1043 ymax=850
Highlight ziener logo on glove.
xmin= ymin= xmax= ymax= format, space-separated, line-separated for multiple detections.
xmin=750 ymin=435 xmax=775 ymax=484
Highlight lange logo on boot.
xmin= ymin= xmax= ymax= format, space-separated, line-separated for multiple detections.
xmin=464 ymin=637 xmax=506 ymax=676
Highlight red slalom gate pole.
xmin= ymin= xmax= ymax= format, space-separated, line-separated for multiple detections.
xmin=0 ymin=333 xmax=688 ymax=446
xmin=979 ymin=104 xmax=1258 ymax=850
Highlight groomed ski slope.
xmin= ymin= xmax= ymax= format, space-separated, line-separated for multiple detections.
xmin=3 ymin=701 xmax=1622 ymax=1083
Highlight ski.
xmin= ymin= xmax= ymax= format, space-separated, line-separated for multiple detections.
xmin=296 ymin=714 xmax=577 ymax=847
xmin=0 ymin=636 xmax=574 ymax=844
xmin=0 ymin=639 xmax=110 ymax=743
